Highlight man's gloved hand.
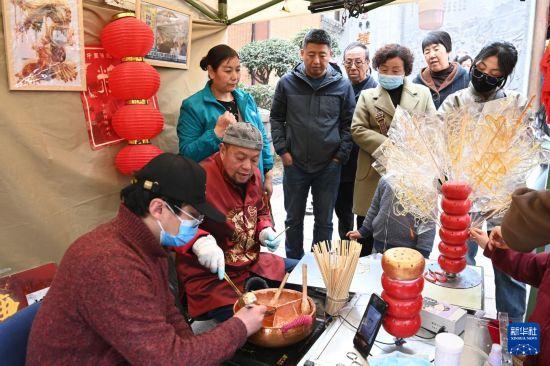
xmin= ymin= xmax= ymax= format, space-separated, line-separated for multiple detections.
xmin=259 ymin=227 xmax=281 ymax=252
xmin=192 ymin=235 xmax=225 ymax=280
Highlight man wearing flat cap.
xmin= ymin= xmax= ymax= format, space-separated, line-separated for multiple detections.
xmin=27 ymin=153 xmax=266 ymax=365
xmin=176 ymin=122 xmax=295 ymax=322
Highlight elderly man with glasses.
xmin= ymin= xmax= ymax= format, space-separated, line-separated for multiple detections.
xmin=339 ymin=42 xmax=377 ymax=256
xmin=175 ymin=122 xmax=296 ymax=323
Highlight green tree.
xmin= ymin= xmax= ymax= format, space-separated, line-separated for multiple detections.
xmin=291 ymin=28 xmax=341 ymax=57
xmin=239 ymin=39 xmax=300 ymax=85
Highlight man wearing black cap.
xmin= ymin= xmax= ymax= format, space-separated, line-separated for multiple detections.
xmin=413 ymin=30 xmax=470 ymax=108
xmin=27 ymin=153 xmax=266 ymax=365
xmin=176 ymin=122 xmax=293 ymax=322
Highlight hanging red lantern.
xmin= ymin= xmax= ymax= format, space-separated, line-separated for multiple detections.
xmin=102 ymin=12 xmax=164 ymax=176
xmin=112 ymin=103 xmax=164 ymax=140
xmin=115 ymin=143 xmax=163 ymax=175
xmin=100 ymin=13 xmax=154 ymax=59
xmin=109 ymin=61 xmax=160 ymax=100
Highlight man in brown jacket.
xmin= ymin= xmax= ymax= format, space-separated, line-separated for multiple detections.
xmin=27 ymin=153 xmax=266 ymax=366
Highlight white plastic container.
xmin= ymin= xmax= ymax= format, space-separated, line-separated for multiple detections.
xmin=435 ymin=332 xmax=465 ymax=366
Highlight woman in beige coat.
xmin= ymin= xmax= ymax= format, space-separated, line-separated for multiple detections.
xmin=351 ymin=44 xmax=436 ymax=255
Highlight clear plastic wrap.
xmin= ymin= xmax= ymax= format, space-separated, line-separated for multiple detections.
xmin=372 ymin=96 xmax=550 ymax=229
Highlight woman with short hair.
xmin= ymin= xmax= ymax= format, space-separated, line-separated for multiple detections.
xmin=350 ymin=44 xmax=436 ymax=255
xmin=413 ymin=31 xmax=470 ymax=108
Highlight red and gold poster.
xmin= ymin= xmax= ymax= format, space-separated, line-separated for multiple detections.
xmin=81 ymin=46 xmax=159 ymax=150
xmin=0 ymin=263 xmax=57 ymax=322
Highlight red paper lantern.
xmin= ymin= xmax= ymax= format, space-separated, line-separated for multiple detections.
xmin=109 ymin=62 xmax=160 ymax=100
xmin=112 ymin=104 xmax=164 ymax=140
xmin=100 ymin=13 xmax=154 ymax=59
xmin=115 ymin=143 xmax=163 ymax=175
xmin=102 ymin=12 xmax=164 ymax=176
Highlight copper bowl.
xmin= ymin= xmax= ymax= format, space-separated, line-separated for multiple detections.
xmin=233 ymin=288 xmax=316 ymax=348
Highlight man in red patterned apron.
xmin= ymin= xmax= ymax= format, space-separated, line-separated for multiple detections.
xmin=176 ymin=122 xmax=296 ymax=321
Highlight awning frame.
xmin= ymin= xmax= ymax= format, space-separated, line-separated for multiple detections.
xmin=185 ymin=0 xmax=396 ymax=25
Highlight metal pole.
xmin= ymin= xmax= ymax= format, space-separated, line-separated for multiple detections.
xmin=185 ymin=0 xmax=220 ymax=22
xmin=218 ymin=0 xmax=228 ymax=22
xmin=226 ymin=0 xmax=284 ymax=25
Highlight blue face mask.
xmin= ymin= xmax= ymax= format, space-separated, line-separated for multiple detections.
xmin=157 ymin=204 xmax=202 ymax=247
xmin=378 ymin=74 xmax=404 ymax=90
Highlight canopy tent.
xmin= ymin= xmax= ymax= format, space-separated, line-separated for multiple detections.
xmin=0 ymin=0 xmax=547 ymax=275
xmin=0 ymin=0 xmax=418 ymax=274
xmin=190 ymin=0 xmax=412 ymax=24
xmin=0 ymin=0 xmax=227 ymax=273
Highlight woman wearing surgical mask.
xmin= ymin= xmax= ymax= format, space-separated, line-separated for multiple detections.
xmin=350 ymin=44 xmax=436 ymax=253
xmin=439 ymin=42 xmax=528 ymax=325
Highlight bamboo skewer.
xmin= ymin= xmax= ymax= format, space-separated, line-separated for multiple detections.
xmin=224 ymin=273 xmax=243 ymax=297
xmin=270 ymin=272 xmax=290 ymax=307
xmin=301 ymin=263 xmax=310 ymax=314
xmin=312 ymin=240 xmax=362 ymax=315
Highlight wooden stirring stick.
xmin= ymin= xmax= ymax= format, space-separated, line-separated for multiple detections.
xmin=270 ymin=272 xmax=290 ymax=307
xmin=224 ymin=273 xmax=243 ymax=297
xmin=301 ymin=263 xmax=310 ymax=314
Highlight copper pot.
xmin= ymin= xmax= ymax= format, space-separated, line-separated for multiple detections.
xmin=233 ymin=288 xmax=316 ymax=348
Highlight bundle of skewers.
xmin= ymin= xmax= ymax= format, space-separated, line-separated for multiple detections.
xmin=312 ymin=240 xmax=362 ymax=315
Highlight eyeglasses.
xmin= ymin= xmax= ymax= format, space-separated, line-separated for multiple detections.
xmin=165 ymin=203 xmax=204 ymax=227
xmin=472 ymin=66 xmax=505 ymax=86
xmin=344 ymin=59 xmax=366 ymax=68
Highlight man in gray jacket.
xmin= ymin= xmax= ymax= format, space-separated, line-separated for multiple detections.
xmin=270 ymin=29 xmax=356 ymax=259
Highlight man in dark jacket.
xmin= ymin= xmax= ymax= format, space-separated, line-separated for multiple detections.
xmin=271 ymin=29 xmax=355 ymax=259
xmin=413 ymin=31 xmax=470 ymax=108
xmin=339 ymin=41 xmax=377 ymax=255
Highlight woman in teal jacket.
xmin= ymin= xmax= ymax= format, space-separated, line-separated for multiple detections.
xmin=177 ymin=45 xmax=274 ymax=196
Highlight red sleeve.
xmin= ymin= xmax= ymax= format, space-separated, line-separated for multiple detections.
xmin=165 ymin=289 xmax=193 ymax=338
xmin=78 ymin=254 xmax=247 ymax=366
xmin=484 ymin=247 xmax=550 ymax=288
xmin=172 ymin=229 xmax=210 ymax=254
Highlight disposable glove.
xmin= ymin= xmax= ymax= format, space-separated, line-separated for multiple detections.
xmin=192 ymin=235 xmax=225 ymax=280
xmin=259 ymin=227 xmax=281 ymax=252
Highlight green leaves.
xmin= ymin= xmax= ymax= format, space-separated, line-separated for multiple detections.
xmin=239 ymin=39 xmax=300 ymax=84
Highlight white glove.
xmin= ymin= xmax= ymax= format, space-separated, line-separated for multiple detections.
xmin=192 ymin=235 xmax=225 ymax=280
xmin=259 ymin=227 xmax=281 ymax=252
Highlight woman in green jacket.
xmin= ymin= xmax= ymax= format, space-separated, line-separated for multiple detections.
xmin=177 ymin=45 xmax=274 ymax=196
